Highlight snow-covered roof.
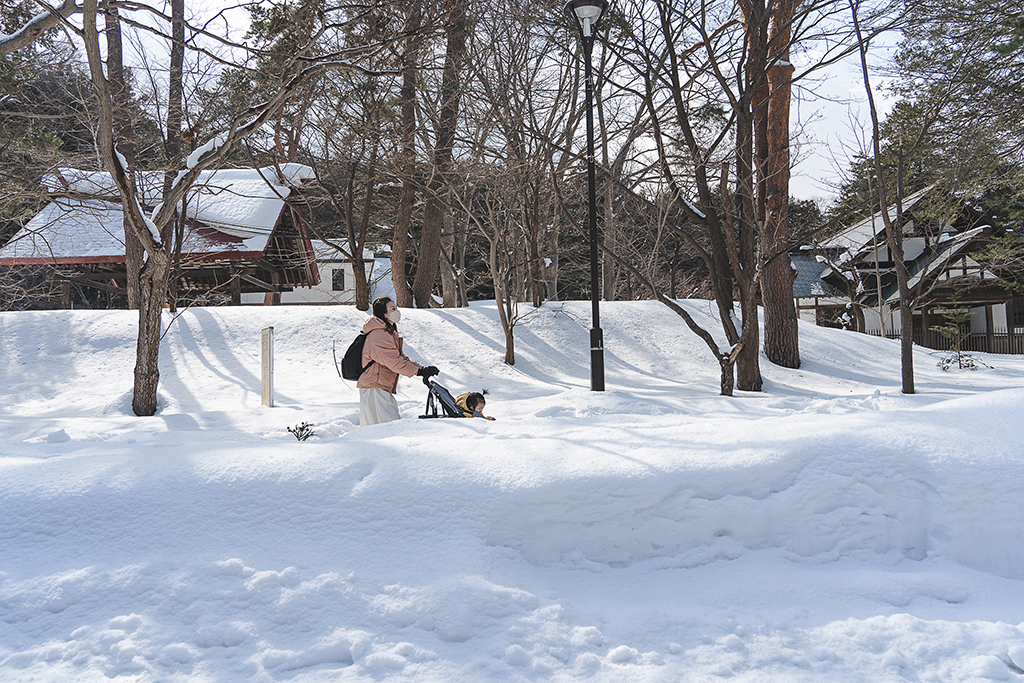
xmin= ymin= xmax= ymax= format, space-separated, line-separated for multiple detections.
xmin=1 ymin=165 xmax=314 ymax=264
xmin=883 ymin=226 xmax=990 ymax=304
xmin=822 ymin=186 xmax=934 ymax=252
xmin=0 ymin=198 xmax=279 ymax=264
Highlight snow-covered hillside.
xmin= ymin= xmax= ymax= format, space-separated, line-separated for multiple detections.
xmin=2 ymin=301 xmax=1023 ymax=682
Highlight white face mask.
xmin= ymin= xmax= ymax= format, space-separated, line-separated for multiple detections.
xmin=387 ymin=309 xmax=402 ymax=324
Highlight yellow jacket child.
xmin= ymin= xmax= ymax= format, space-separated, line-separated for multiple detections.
xmin=455 ymin=391 xmax=495 ymax=420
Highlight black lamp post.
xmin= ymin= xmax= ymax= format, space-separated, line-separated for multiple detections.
xmin=564 ymin=0 xmax=607 ymax=392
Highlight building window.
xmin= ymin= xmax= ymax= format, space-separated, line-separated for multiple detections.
xmin=1013 ymin=296 xmax=1024 ymax=329
xmin=332 ymin=268 xmax=345 ymax=291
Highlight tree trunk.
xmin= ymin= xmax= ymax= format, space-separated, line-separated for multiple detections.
xmin=455 ymin=213 xmax=468 ymax=306
xmin=602 ymin=182 xmax=617 ymax=301
xmin=851 ymin=0 xmax=914 ymax=393
xmin=164 ymin=0 xmax=185 ymax=312
xmin=489 ymin=235 xmax=515 ymax=365
xmin=353 ymin=253 xmax=370 ymax=311
xmin=440 ymin=213 xmax=457 ymax=306
xmin=526 ymin=185 xmax=543 ymax=307
xmin=761 ymin=0 xmax=801 ymax=369
xmin=733 ymin=90 xmax=763 ymax=392
xmin=132 ymin=250 xmax=171 ymax=416
xmin=412 ymin=0 xmax=467 ymax=308
xmin=352 ymin=150 xmax=377 ymax=311
xmin=736 ymin=281 xmax=763 ymax=391
xmin=719 ymin=359 xmax=735 ymax=397
xmin=392 ymin=0 xmax=420 ymax=308
xmin=894 ymin=251 xmax=916 ymax=393
xmin=104 ymin=6 xmax=143 ymax=309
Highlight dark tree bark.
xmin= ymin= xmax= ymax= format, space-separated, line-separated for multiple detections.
xmin=164 ymin=0 xmax=185 ymax=311
xmin=761 ymin=0 xmax=802 ymax=369
xmin=392 ymin=0 xmax=421 ymax=308
xmin=104 ymin=5 xmax=143 ymax=309
xmin=412 ymin=0 xmax=468 ymax=308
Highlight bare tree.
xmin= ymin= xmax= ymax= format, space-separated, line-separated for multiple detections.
xmin=850 ymin=0 xmax=941 ymax=394
xmin=71 ymin=0 xmax=398 ymax=415
xmin=751 ymin=0 xmax=802 ymax=369
xmin=103 ymin=3 xmax=144 ymax=308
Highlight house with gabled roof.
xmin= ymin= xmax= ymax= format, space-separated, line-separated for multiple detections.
xmin=794 ymin=187 xmax=1023 ymax=353
xmin=0 ymin=163 xmax=319 ymax=308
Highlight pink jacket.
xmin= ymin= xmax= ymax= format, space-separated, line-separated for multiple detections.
xmin=356 ymin=316 xmax=422 ymax=393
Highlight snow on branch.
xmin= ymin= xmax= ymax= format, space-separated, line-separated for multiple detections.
xmin=0 ymin=0 xmax=80 ymax=55
xmin=154 ymin=60 xmax=358 ymax=230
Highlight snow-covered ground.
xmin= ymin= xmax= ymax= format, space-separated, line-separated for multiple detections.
xmin=2 ymin=300 xmax=1023 ymax=682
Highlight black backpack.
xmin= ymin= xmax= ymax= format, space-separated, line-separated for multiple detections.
xmin=341 ymin=332 xmax=375 ymax=380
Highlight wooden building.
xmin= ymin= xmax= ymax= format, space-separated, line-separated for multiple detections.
xmin=0 ymin=164 xmax=319 ymax=308
xmin=794 ymin=187 xmax=1022 ymax=353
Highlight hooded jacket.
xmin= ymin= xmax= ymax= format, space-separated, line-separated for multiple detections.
xmin=454 ymin=392 xmax=477 ymax=418
xmin=455 ymin=392 xmax=494 ymax=420
xmin=356 ymin=316 xmax=422 ymax=393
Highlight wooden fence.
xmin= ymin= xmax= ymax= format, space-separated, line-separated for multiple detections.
xmin=863 ymin=328 xmax=1024 ymax=355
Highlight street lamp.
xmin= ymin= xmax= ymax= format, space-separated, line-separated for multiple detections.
xmin=564 ymin=0 xmax=608 ymax=392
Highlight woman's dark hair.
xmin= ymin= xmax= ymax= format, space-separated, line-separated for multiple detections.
xmin=372 ymin=296 xmax=393 ymax=320
xmin=466 ymin=392 xmax=487 ymax=411
xmin=372 ymin=296 xmax=397 ymax=332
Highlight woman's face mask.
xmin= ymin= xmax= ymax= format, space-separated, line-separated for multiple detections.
xmin=387 ymin=308 xmax=402 ymax=324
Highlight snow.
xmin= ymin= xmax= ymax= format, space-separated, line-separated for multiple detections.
xmin=2 ymin=300 xmax=1024 ymax=682
xmin=0 ymin=199 xmax=266 ymax=262
xmin=185 ymin=133 xmax=228 ymax=170
xmin=42 ymin=165 xmax=311 ymax=237
xmin=5 ymin=165 xmax=316 ymax=262
xmin=0 ymin=199 xmax=127 ymax=260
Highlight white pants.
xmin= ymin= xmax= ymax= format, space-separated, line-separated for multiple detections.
xmin=359 ymin=388 xmax=401 ymax=426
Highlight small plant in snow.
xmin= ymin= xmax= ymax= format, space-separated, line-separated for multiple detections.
xmin=287 ymin=422 xmax=316 ymax=441
xmin=930 ymin=304 xmax=991 ymax=372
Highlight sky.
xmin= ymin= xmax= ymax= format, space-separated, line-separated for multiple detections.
xmin=2 ymin=300 xmax=1023 ymax=682
xmin=80 ymin=0 xmax=900 ymax=209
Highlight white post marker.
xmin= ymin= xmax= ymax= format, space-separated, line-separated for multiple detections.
xmin=261 ymin=326 xmax=274 ymax=407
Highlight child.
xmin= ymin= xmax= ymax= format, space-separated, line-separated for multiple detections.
xmin=455 ymin=391 xmax=495 ymax=420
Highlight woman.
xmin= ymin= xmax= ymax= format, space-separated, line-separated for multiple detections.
xmin=357 ymin=296 xmax=438 ymax=426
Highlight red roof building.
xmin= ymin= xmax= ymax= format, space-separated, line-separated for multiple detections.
xmin=0 ymin=164 xmax=319 ymax=307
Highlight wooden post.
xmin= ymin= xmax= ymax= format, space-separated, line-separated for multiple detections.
xmin=231 ymin=268 xmax=241 ymax=305
xmin=1007 ymin=299 xmax=1017 ymax=354
xmin=261 ymin=326 xmax=274 ymax=407
xmin=985 ymin=304 xmax=994 ymax=353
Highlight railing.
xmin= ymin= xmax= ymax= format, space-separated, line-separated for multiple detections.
xmin=863 ymin=328 xmax=1024 ymax=355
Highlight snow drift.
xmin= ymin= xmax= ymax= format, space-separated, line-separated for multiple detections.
xmin=1 ymin=301 xmax=1023 ymax=682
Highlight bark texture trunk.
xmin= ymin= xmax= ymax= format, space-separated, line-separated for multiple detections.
xmin=412 ymin=0 xmax=467 ymax=307
xmin=392 ymin=0 xmax=420 ymax=308
xmin=164 ymin=0 xmax=185 ymax=311
xmin=132 ymin=251 xmax=171 ymax=416
xmin=104 ymin=6 xmax=143 ymax=309
xmin=761 ymin=0 xmax=801 ymax=369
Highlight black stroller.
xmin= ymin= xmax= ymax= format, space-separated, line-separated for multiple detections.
xmin=419 ymin=379 xmax=465 ymax=419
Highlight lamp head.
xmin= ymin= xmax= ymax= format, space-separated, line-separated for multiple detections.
xmin=564 ymin=0 xmax=608 ymax=38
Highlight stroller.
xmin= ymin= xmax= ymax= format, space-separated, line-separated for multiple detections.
xmin=419 ymin=379 xmax=464 ymax=419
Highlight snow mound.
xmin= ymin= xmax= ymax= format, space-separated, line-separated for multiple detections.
xmin=2 ymin=301 xmax=1024 ymax=682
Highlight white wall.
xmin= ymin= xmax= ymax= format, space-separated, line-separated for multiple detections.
xmin=241 ymin=260 xmax=373 ymax=305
